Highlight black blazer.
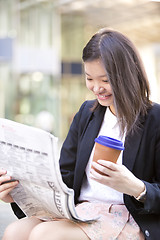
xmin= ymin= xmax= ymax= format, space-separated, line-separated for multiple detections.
xmin=59 ymin=100 xmax=160 ymax=240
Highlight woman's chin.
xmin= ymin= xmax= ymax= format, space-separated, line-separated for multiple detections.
xmin=97 ymin=99 xmax=110 ymax=107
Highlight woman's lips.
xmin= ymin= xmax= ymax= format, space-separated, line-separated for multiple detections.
xmin=96 ymin=94 xmax=112 ymax=100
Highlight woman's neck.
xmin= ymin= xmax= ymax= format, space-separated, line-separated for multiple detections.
xmin=109 ymin=106 xmax=116 ymax=116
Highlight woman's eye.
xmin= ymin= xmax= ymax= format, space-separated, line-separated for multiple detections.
xmin=87 ymin=78 xmax=93 ymax=81
xmin=103 ymin=80 xmax=108 ymax=83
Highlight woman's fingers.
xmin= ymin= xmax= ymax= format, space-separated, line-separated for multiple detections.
xmin=0 ymin=186 xmax=14 ymax=202
xmin=92 ymin=161 xmax=117 ymax=176
xmin=97 ymin=160 xmax=118 ymax=170
xmin=90 ymin=166 xmax=112 ymax=185
xmin=0 ymin=180 xmax=18 ymax=202
xmin=0 ymin=168 xmax=18 ymax=203
xmin=0 ymin=180 xmax=18 ymax=190
xmin=0 ymin=175 xmax=12 ymax=185
xmin=0 ymin=168 xmax=7 ymax=176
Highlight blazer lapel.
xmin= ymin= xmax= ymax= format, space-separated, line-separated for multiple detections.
xmin=76 ymin=106 xmax=106 ymax=183
xmin=123 ymin=125 xmax=144 ymax=171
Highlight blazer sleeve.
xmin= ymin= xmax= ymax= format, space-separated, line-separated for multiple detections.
xmin=59 ymin=101 xmax=88 ymax=188
xmin=138 ymin=125 xmax=160 ymax=215
xmin=11 ymin=202 xmax=26 ymax=219
xmin=125 ymin=112 xmax=160 ymax=215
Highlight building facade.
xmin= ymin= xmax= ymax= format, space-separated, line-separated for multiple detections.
xmin=0 ymin=0 xmax=160 ymax=141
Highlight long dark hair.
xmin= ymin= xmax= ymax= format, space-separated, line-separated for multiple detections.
xmin=82 ymin=28 xmax=152 ymax=136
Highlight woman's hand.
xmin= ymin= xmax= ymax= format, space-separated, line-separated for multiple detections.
xmin=0 ymin=168 xmax=18 ymax=203
xmin=90 ymin=160 xmax=145 ymax=198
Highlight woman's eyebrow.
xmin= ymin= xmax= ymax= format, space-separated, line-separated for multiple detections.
xmin=85 ymin=72 xmax=92 ymax=76
xmin=85 ymin=72 xmax=107 ymax=78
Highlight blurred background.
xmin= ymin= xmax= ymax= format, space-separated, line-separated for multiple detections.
xmin=0 ymin=0 xmax=160 ymax=143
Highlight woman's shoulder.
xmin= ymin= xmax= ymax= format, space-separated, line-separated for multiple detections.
xmin=77 ymin=100 xmax=96 ymax=117
xmin=73 ymin=100 xmax=96 ymax=121
xmin=145 ymin=102 xmax=160 ymax=127
xmin=148 ymin=102 xmax=160 ymax=116
xmin=79 ymin=99 xmax=97 ymax=110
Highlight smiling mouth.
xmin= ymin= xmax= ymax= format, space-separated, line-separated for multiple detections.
xmin=97 ymin=94 xmax=112 ymax=100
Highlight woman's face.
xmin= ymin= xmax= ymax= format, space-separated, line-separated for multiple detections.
xmin=84 ymin=59 xmax=115 ymax=114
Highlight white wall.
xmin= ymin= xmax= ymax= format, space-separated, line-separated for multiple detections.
xmin=139 ymin=45 xmax=159 ymax=103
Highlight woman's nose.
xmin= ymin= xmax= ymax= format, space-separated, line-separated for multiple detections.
xmin=93 ymin=86 xmax=104 ymax=94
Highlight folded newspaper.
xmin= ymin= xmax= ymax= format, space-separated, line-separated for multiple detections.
xmin=0 ymin=118 xmax=95 ymax=222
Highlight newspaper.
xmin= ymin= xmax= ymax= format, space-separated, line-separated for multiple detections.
xmin=0 ymin=118 xmax=95 ymax=222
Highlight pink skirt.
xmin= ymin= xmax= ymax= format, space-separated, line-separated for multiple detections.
xmin=74 ymin=202 xmax=145 ymax=240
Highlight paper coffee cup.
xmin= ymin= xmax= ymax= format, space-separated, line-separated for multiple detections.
xmin=93 ymin=136 xmax=125 ymax=164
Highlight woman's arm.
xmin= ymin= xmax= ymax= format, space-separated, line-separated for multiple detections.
xmin=90 ymin=124 xmax=160 ymax=215
xmin=59 ymin=101 xmax=88 ymax=188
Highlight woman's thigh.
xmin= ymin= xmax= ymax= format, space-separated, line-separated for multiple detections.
xmin=3 ymin=217 xmax=42 ymax=240
xmin=29 ymin=219 xmax=90 ymax=240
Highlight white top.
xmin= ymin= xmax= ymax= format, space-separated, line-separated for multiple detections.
xmin=79 ymin=107 xmax=125 ymax=204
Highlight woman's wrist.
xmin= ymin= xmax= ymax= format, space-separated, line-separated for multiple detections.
xmin=132 ymin=180 xmax=145 ymax=199
xmin=134 ymin=185 xmax=146 ymax=202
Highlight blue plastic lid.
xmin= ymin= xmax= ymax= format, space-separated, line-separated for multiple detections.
xmin=95 ymin=135 xmax=125 ymax=150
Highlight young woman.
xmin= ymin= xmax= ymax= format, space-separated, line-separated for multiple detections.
xmin=1 ymin=28 xmax=160 ymax=240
